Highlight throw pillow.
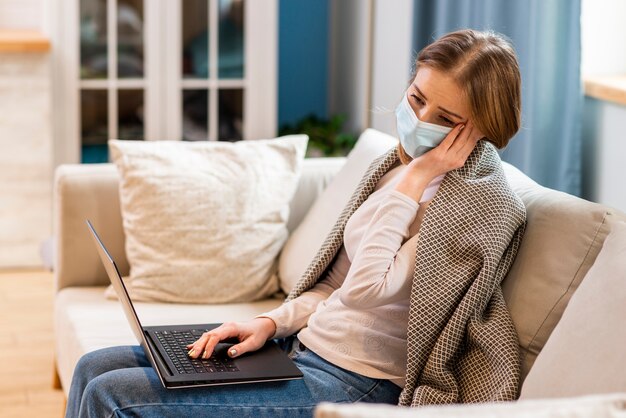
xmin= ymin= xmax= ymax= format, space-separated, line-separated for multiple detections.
xmin=106 ymin=135 xmax=308 ymax=304
xmin=501 ymin=162 xmax=626 ymax=382
xmin=519 ymin=221 xmax=626 ymax=399
xmin=277 ymin=128 xmax=398 ymax=294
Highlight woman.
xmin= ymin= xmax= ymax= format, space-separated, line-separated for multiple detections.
xmin=66 ymin=29 xmax=525 ymax=417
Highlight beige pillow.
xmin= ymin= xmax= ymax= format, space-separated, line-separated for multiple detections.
xmin=106 ymin=136 xmax=308 ymax=304
xmin=277 ymin=128 xmax=398 ymax=294
xmin=519 ymin=221 xmax=626 ymax=399
xmin=501 ymin=162 xmax=626 ymax=382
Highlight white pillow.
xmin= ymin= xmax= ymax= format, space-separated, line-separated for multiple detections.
xmin=106 ymin=136 xmax=308 ymax=304
xmin=277 ymin=128 xmax=398 ymax=294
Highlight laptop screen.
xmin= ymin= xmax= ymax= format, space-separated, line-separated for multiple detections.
xmin=86 ymin=220 xmax=145 ymax=344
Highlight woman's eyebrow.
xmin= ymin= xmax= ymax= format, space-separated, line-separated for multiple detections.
xmin=412 ymin=83 xmax=464 ymax=120
xmin=413 ymin=84 xmax=428 ymax=100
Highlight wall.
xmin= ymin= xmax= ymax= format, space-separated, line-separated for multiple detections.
xmin=580 ymin=0 xmax=626 ymax=213
xmin=0 ymin=0 xmax=42 ymax=30
xmin=0 ymin=53 xmax=52 ymax=268
xmin=0 ymin=0 xmax=52 ymax=268
xmin=277 ymin=0 xmax=329 ymax=129
xmin=326 ymin=0 xmax=415 ymax=137
xmin=582 ymin=98 xmax=626 ymax=213
xmin=369 ymin=0 xmax=413 ymax=136
xmin=327 ymin=0 xmax=371 ymax=135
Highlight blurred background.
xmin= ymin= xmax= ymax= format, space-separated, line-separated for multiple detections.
xmin=0 ymin=0 xmax=624 ymax=269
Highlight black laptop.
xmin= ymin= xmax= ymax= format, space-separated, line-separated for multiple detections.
xmin=86 ymin=220 xmax=303 ymax=389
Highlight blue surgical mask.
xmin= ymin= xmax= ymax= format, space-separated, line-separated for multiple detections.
xmin=395 ymin=93 xmax=453 ymax=158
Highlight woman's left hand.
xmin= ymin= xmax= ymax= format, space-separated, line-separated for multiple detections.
xmin=394 ymin=120 xmax=484 ymax=203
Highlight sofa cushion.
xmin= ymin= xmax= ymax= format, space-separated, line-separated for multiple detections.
xmin=107 ymin=136 xmax=307 ymax=304
xmin=519 ymin=221 xmax=626 ymax=399
xmin=285 ymin=157 xmax=347 ymax=234
xmin=501 ymin=162 xmax=626 ymax=382
xmin=277 ymin=129 xmax=398 ymax=294
xmin=54 ymin=287 xmax=283 ymax=396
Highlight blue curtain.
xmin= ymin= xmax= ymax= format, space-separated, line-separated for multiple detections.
xmin=413 ymin=0 xmax=582 ymax=195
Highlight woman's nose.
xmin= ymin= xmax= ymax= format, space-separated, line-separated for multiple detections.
xmin=416 ymin=106 xmax=436 ymax=124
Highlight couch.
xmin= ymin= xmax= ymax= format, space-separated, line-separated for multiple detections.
xmin=53 ymin=129 xmax=626 ymax=416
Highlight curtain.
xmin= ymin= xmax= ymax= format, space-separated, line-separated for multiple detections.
xmin=413 ymin=0 xmax=582 ymax=195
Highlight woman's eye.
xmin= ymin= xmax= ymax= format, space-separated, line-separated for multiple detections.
xmin=411 ymin=95 xmax=424 ymax=105
xmin=440 ymin=116 xmax=454 ymax=126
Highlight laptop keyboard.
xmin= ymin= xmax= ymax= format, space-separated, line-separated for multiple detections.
xmin=155 ymin=330 xmax=239 ymax=375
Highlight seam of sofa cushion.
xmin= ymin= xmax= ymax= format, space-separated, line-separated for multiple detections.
xmin=521 ymin=210 xmax=609 ymax=361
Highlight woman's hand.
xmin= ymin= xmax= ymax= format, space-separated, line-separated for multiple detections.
xmin=395 ymin=121 xmax=484 ymax=203
xmin=410 ymin=120 xmax=483 ymax=179
xmin=186 ymin=317 xmax=277 ymax=359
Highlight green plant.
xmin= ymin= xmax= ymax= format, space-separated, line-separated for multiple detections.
xmin=279 ymin=113 xmax=357 ymax=157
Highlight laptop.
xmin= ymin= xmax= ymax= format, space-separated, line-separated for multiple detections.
xmin=86 ymin=220 xmax=303 ymax=389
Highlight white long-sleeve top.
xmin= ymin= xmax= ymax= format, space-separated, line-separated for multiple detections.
xmin=259 ymin=163 xmax=444 ymax=387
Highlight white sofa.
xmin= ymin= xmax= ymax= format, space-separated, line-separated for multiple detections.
xmin=53 ymin=154 xmax=345 ymax=394
xmin=53 ymin=129 xmax=626 ymax=416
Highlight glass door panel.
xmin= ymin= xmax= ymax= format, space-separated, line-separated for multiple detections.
xmin=218 ymin=89 xmax=243 ymax=141
xmin=118 ymin=89 xmax=145 ymax=140
xmin=180 ymin=1 xmax=245 ymax=141
xmin=117 ymin=0 xmax=144 ymax=78
xmin=81 ymin=90 xmax=109 ymax=163
xmin=183 ymin=90 xmax=209 ymax=141
xmin=80 ymin=0 xmax=108 ymax=79
xmin=79 ymin=0 xmax=148 ymax=163
xmin=70 ymin=0 xmax=274 ymax=163
xmin=218 ymin=0 xmax=244 ymax=79
xmin=182 ymin=0 xmax=209 ymax=79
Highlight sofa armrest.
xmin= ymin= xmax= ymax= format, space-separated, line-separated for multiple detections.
xmin=314 ymin=393 xmax=626 ymax=418
xmin=53 ymin=163 xmax=128 ymax=292
xmin=53 ymin=157 xmax=347 ymax=293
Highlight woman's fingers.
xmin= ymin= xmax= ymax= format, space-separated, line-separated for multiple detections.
xmin=225 ymin=335 xmax=264 ymax=358
xmin=184 ymin=319 xmax=274 ymax=360
xmin=187 ymin=333 xmax=217 ymax=359
xmin=448 ymin=120 xmax=473 ymax=150
xmin=409 ymin=120 xmax=483 ymax=179
xmin=456 ymin=123 xmax=483 ymax=157
xmin=187 ymin=323 xmax=240 ymax=359
xmin=439 ymin=122 xmax=466 ymax=151
xmin=447 ymin=121 xmax=482 ymax=165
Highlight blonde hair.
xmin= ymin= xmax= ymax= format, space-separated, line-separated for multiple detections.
xmin=398 ymin=29 xmax=521 ymax=165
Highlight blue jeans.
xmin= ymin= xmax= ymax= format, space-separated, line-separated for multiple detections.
xmin=66 ymin=338 xmax=401 ymax=417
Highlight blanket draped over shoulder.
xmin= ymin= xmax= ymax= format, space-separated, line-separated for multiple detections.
xmin=286 ymin=140 xmax=527 ymax=405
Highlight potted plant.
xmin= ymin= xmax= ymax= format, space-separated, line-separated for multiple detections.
xmin=279 ymin=113 xmax=357 ymax=158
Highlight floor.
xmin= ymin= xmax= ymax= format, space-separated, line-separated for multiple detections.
xmin=0 ymin=269 xmax=65 ymax=418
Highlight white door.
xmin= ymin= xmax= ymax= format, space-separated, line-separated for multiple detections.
xmin=52 ymin=0 xmax=277 ymax=164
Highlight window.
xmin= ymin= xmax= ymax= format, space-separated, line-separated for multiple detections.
xmin=581 ymin=0 xmax=626 ymax=105
xmin=53 ymin=0 xmax=277 ymax=163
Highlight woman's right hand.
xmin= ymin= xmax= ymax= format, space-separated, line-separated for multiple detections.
xmin=408 ymin=120 xmax=483 ymax=181
xmin=395 ymin=121 xmax=483 ymax=203
xmin=185 ymin=317 xmax=277 ymax=359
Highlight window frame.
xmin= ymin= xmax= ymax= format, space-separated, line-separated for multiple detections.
xmin=50 ymin=0 xmax=277 ymax=165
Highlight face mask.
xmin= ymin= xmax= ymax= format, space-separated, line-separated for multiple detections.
xmin=395 ymin=93 xmax=453 ymax=158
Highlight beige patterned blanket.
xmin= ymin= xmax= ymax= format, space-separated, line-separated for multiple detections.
xmin=286 ymin=140 xmax=526 ymax=405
